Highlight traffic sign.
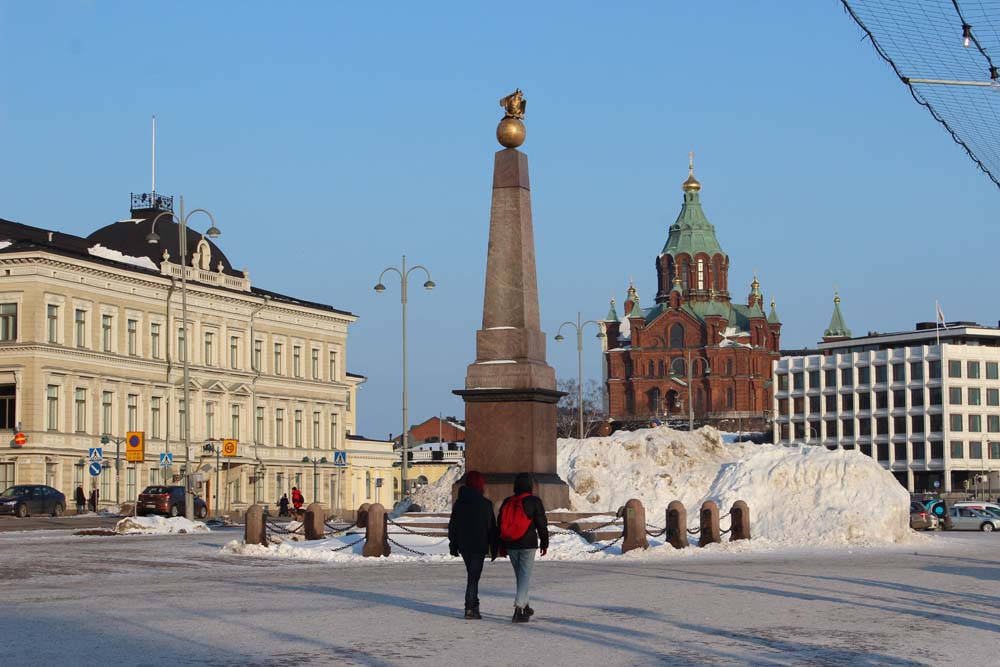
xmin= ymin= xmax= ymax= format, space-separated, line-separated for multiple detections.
xmin=126 ymin=431 xmax=144 ymax=462
xmin=159 ymin=452 xmax=174 ymax=467
xmin=222 ymin=439 xmax=238 ymax=457
xmin=332 ymin=450 xmax=347 ymax=467
xmin=88 ymin=462 xmax=102 ymax=477
xmin=13 ymin=432 xmax=26 ymax=447
xmin=88 ymin=447 xmax=103 ymax=462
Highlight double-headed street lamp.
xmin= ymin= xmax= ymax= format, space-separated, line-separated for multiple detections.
xmin=146 ymin=196 xmax=221 ymax=521
xmin=669 ymin=349 xmax=711 ymax=432
xmin=374 ymin=255 xmax=434 ymax=499
xmin=554 ymin=312 xmax=605 ymax=439
xmin=302 ymin=456 xmax=328 ymax=506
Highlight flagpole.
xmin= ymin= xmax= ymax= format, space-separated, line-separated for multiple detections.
xmin=935 ymin=300 xmax=940 ymax=346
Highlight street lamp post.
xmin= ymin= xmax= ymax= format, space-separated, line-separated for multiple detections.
xmin=146 ymin=196 xmax=221 ymax=521
xmin=203 ymin=441 xmax=222 ymax=519
xmin=302 ymin=456 xmax=328 ymax=505
xmin=374 ymin=255 xmax=434 ymax=499
xmin=554 ymin=312 xmax=606 ymax=439
xmin=669 ymin=349 xmax=711 ymax=432
xmin=100 ymin=434 xmax=124 ymax=506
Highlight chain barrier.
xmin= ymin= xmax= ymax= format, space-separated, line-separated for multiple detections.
xmin=386 ymin=536 xmax=434 ymax=556
xmin=579 ymin=518 xmax=623 ymax=534
xmin=645 ymin=527 xmax=666 ymax=537
xmin=387 ymin=518 xmax=449 ymax=538
xmin=587 ymin=535 xmax=623 ymax=553
xmin=720 ymin=528 xmax=731 ymax=536
xmin=686 ymin=527 xmax=701 ymax=535
xmin=329 ymin=537 xmax=365 ymax=552
xmin=266 ymin=520 xmax=304 ymax=535
xmin=324 ymin=520 xmax=358 ymax=535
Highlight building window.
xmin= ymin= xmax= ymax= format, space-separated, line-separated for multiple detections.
xmin=255 ymin=407 xmax=264 ymax=444
xmin=178 ymin=327 xmax=187 ymax=362
xmin=75 ymin=309 xmax=87 ymax=347
xmin=910 ymin=389 xmax=923 ymax=407
xmin=949 ymin=387 xmax=962 ymax=405
xmin=911 ymin=415 xmax=924 ymax=433
xmin=909 ymin=362 xmax=923 ymax=381
xmin=893 ymin=442 xmax=907 ymax=462
xmin=294 ymin=410 xmax=303 ymax=447
xmin=859 ymin=419 xmax=871 ymax=436
xmin=876 ymin=392 xmax=888 ymax=410
xmin=825 ymin=369 xmax=836 ymax=387
xmin=894 ymin=415 xmax=907 ymax=434
xmin=254 ymin=339 xmax=263 ymax=372
xmin=841 ymin=419 xmax=854 ymax=437
xmin=127 ymin=319 xmax=137 ymax=355
xmin=876 ymin=443 xmax=889 ymax=462
xmin=970 ymin=414 xmax=982 ymax=432
xmin=366 ymin=471 xmax=372 ymax=499
xmin=777 ymin=374 xmax=788 ymax=391
xmin=874 ymin=365 xmax=887 ymax=384
xmin=101 ymin=391 xmax=113 ymax=435
xmin=990 ymin=442 xmax=1000 ymax=460
xmin=969 ymin=388 xmax=982 ymax=406
xmin=968 ymin=361 xmax=981 ymax=379
xmin=178 ymin=398 xmax=187 ymax=435
xmin=274 ymin=343 xmax=283 ymax=375
xmin=230 ymin=336 xmax=239 ymax=369
xmin=859 ymin=392 xmax=871 ymax=410
xmin=102 ymin=314 xmax=113 ymax=352
xmin=329 ymin=350 xmax=338 ymax=381
xmin=231 ymin=405 xmax=240 ymax=439
xmin=311 ymin=411 xmax=321 ymax=448
xmin=857 ymin=367 xmax=870 ymax=385
xmin=0 ymin=303 xmax=17 ymax=342
xmin=669 ymin=324 xmax=684 ymax=349
xmin=205 ymin=403 xmax=216 ymax=439
xmin=792 ymin=372 xmax=803 ymax=391
xmin=842 ymin=394 xmax=854 ymax=411
xmin=892 ymin=390 xmax=905 ymax=409
xmin=204 ymin=333 xmax=214 ymax=366
xmin=778 ymin=398 xmax=789 ymax=415
xmin=912 ymin=442 xmax=925 ymax=461
xmin=127 ymin=394 xmax=138 ymax=431
xmin=929 ymin=388 xmax=942 ymax=406
xmin=46 ymin=385 xmax=59 ymax=430
xmin=841 ymin=368 xmax=853 ymax=387
xmin=793 ymin=397 xmax=804 ymax=414
xmin=988 ymin=388 xmax=1000 ymax=406
xmin=930 ymin=414 xmax=943 ymax=432
xmin=877 ymin=417 xmax=889 ymax=435
xmin=330 ymin=414 xmax=339 ymax=450
xmin=971 ymin=441 xmax=983 ymax=459
xmin=150 ymin=323 xmax=161 ymax=358
xmin=951 ymin=441 xmax=964 ymax=459
xmin=825 ymin=394 xmax=836 ymax=411
xmin=988 ymin=415 xmax=1000 ymax=433
xmin=950 ymin=414 xmax=963 ymax=432
xmin=696 ymin=259 xmax=704 ymax=290
xmin=47 ymin=305 xmax=59 ymax=343
xmin=808 ymin=395 xmax=820 ymax=412
xmin=275 ymin=408 xmax=284 ymax=446
xmin=74 ymin=388 xmax=86 ymax=432
xmin=293 ymin=346 xmax=302 ymax=377
xmin=929 ymin=360 xmax=941 ymax=379
xmin=987 ymin=362 xmax=999 ymax=380
xmin=126 ymin=466 xmax=136 ymax=502
xmin=312 ymin=349 xmax=320 ymax=379
xmin=948 ymin=360 xmax=962 ymax=378
xmin=151 ymin=397 xmax=161 ymax=439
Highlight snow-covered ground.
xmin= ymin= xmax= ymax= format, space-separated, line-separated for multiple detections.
xmin=114 ymin=516 xmax=210 ymax=535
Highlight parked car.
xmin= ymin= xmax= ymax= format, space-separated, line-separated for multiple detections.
xmin=0 ymin=485 xmax=66 ymax=517
xmin=953 ymin=501 xmax=1000 ymax=516
xmin=910 ymin=500 xmax=938 ymax=530
xmin=136 ymin=486 xmax=207 ymax=519
xmin=946 ymin=506 xmax=1000 ymax=532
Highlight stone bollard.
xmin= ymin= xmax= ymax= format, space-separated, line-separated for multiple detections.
xmin=620 ymin=498 xmax=649 ymax=553
xmin=356 ymin=502 xmax=371 ymax=528
xmin=665 ymin=500 xmax=688 ymax=549
xmin=304 ymin=503 xmax=325 ymax=540
xmin=362 ymin=502 xmax=391 ymax=557
xmin=245 ymin=504 xmax=267 ymax=546
xmin=729 ymin=500 xmax=750 ymax=541
xmin=699 ymin=500 xmax=721 ymax=547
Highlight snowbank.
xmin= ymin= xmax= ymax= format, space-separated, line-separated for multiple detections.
xmin=115 ymin=516 xmax=210 ymax=535
xmin=391 ymin=464 xmax=464 ymax=516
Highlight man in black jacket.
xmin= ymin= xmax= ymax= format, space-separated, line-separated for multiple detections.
xmin=498 ymin=472 xmax=548 ymax=623
xmin=447 ymin=470 xmax=497 ymax=619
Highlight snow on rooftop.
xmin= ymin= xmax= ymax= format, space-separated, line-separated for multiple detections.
xmin=88 ymin=244 xmax=159 ymax=271
xmin=0 ymin=241 xmax=12 ymax=250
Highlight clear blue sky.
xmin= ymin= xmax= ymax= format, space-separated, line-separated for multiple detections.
xmin=1 ymin=2 xmax=995 ymax=438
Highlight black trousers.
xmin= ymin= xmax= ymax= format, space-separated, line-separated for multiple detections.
xmin=461 ymin=552 xmax=485 ymax=610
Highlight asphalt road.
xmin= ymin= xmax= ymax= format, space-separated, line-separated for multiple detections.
xmin=0 ymin=514 xmax=122 ymax=533
xmin=2 ymin=529 xmax=997 ymax=666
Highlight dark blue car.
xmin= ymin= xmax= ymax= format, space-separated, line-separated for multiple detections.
xmin=0 ymin=485 xmax=66 ymax=517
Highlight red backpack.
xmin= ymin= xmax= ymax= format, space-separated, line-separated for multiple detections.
xmin=499 ymin=493 xmax=533 ymax=542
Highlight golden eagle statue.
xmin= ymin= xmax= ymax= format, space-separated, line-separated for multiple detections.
xmin=499 ymin=89 xmax=526 ymax=120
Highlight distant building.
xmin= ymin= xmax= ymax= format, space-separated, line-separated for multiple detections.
xmin=773 ymin=305 xmax=1000 ymax=493
xmin=395 ymin=415 xmax=466 ymax=445
xmin=402 ymin=440 xmax=465 ymax=492
xmin=602 ymin=159 xmax=781 ymax=428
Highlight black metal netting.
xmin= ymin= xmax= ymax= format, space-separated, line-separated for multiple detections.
xmin=841 ymin=0 xmax=1000 ymax=187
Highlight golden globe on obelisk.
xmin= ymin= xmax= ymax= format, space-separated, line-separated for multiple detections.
xmin=453 ymin=89 xmax=571 ymax=509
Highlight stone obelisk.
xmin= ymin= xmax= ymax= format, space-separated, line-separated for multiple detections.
xmin=453 ymin=90 xmax=570 ymax=510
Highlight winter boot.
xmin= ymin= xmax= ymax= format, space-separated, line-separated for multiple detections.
xmin=512 ymin=606 xmax=529 ymax=623
xmin=471 ymin=603 xmax=482 ymax=620
xmin=524 ymin=604 xmax=535 ymax=617
xmin=464 ymin=608 xmax=477 ymax=620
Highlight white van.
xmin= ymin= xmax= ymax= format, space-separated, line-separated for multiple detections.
xmin=953 ymin=501 xmax=1000 ymax=517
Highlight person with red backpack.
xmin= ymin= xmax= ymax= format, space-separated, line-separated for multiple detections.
xmin=291 ymin=487 xmax=304 ymax=512
xmin=447 ymin=470 xmax=498 ymax=619
xmin=497 ymin=472 xmax=548 ymax=623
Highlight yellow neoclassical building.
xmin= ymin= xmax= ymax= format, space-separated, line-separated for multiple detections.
xmin=0 ymin=193 xmax=394 ymax=516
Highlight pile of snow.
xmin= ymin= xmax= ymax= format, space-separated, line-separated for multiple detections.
xmin=88 ymin=244 xmax=159 ymax=271
xmin=391 ymin=464 xmax=464 ymax=516
xmin=397 ymin=426 xmax=913 ymax=546
xmin=115 ymin=516 xmax=210 ymax=535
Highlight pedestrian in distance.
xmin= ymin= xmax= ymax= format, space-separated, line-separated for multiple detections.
xmin=291 ymin=487 xmax=304 ymax=513
xmin=497 ymin=472 xmax=548 ymax=623
xmin=89 ymin=487 xmax=100 ymax=513
xmin=74 ymin=484 xmax=86 ymax=514
xmin=278 ymin=493 xmax=290 ymax=518
xmin=447 ymin=470 xmax=498 ymax=620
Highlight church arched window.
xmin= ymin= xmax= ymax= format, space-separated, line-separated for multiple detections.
xmin=726 ymin=359 xmax=733 ymax=376
xmin=697 ymin=259 xmax=705 ymax=290
xmin=648 ymin=361 xmax=655 ymax=377
xmin=648 ymin=387 xmax=660 ymax=412
xmin=658 ymin=360 xmax=665 ymax=377
xmin=727 ymin=388 xmax=734 ymax=409
xmin=670 ymin=324 xmax=684 ymax=349
xmin=625 ymin=388 xmax=635 ymax=414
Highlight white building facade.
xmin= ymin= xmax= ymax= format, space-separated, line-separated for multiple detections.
xmin=773 ymin=323 xmax=1000 ymax=493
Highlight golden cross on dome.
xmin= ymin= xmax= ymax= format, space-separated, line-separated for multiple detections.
xmin=689 ymin=151 xmax=695 ymax=174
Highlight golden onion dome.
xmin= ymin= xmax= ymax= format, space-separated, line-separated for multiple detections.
xmin=681 ymin=151 xmax=701 ymax=192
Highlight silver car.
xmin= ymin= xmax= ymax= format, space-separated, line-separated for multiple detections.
xmin=947 ymin=506 xmax=1000 ymax=532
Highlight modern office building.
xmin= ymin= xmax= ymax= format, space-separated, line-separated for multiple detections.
xmin=773 ymin=312 xmax=1000 ymax=493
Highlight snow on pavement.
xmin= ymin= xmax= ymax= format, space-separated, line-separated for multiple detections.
xmin=115 ymin=515 xmax=210 ymax=535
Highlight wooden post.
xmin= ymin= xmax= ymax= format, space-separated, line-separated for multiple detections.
xmin=245 ymin=504 xmax=267 ymax=546
xmin=699 ymin=500 xmax=721 ymax=547
xmin=729 ymin=500 xmax=750 ymax=541
xmin=304 ymin=502 xmax=325 ymax=540
xmin=362 ymin=503 xmax=390 ymax=557
xmin=665 ymin=500 xmax=688 ymax=549
xmin=620 ymin=498 xmax=649 ymax=553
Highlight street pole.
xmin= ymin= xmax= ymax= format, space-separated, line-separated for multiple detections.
xmin=115 ymin=438 xmax=121 ymax=506
xmin=555 ymin=312 xmax=606 ymax=439
xmin=375 ymin=255 xmax=434 ymax=499
xmin=687 ymin=348 xmax=694 ymax=432
xmin=215 ymin=445 xmax=221 ymax=519
xmin=313 ymin=458 xmax=319 ymax=503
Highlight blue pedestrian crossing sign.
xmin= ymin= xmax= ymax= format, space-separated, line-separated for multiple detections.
xmin=159 ymin=452 xmax=174 ymax=467
xmin=88 ymin=462 xmax=102 ymax=477
xmin=332 ymin=450 xmax=347 ymax=467
xmin=88 ymin=447 xmax=103 ymax=462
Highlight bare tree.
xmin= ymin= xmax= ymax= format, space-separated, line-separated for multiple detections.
xmin=556 ymin=378 xmax=605 ymax=439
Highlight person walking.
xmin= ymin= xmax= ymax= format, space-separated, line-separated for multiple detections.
xmin=447 ymin=470 xmax=497 ymax=619
xmin=74 ymin=484 xmax=86 ymax=514
xmin=89 ymin=487 xmax=100 ymax=513
xmin=497 ymin=472 xmax=548 ymax=623
xmin=278 ymin=493 xmax=290 ymax=517
xmin=291 ymin=487 xmax=304 ymax=513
